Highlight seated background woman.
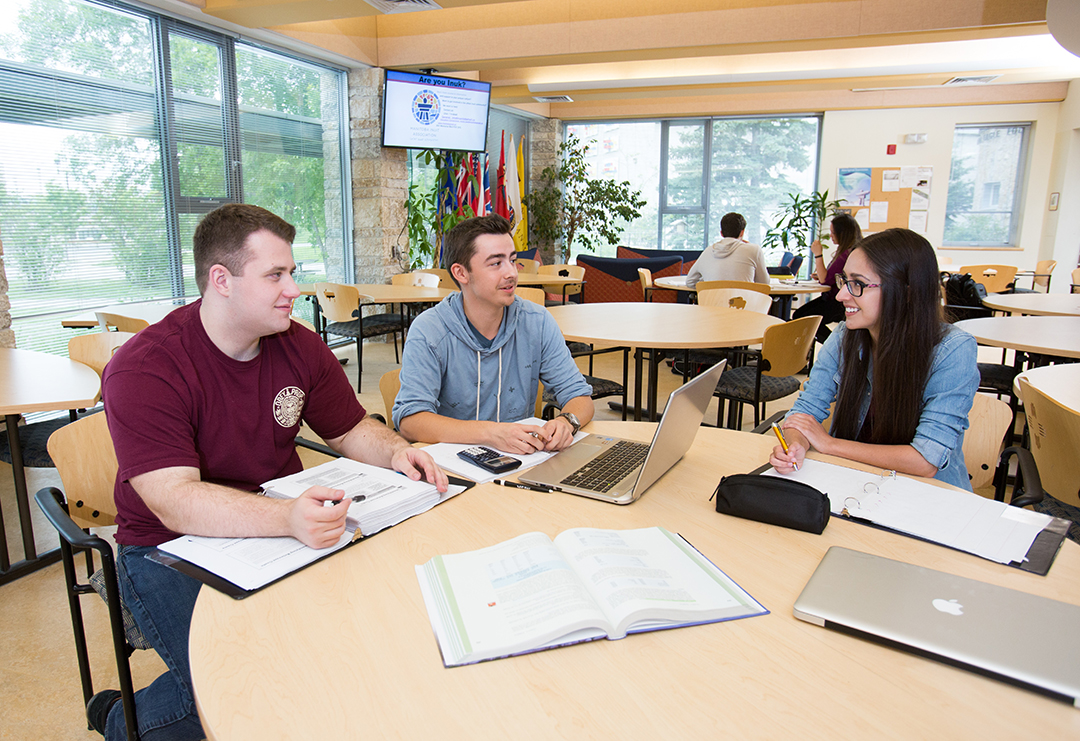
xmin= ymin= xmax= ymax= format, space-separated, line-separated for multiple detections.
xmin=771 ymin=228 xmax=979 ymax=491
xmin=793 ymin=213 xmax=862 ymax=345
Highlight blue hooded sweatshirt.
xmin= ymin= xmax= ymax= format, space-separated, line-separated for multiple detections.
xmin=392 ymin=292 xmax=592 ymax=430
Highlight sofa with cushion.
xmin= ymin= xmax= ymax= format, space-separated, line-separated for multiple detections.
xmin=576 ymin=254 xmax=683 ymax=303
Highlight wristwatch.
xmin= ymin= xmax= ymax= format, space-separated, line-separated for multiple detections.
xmin=556 ymin=411 xmax=581 ymax=435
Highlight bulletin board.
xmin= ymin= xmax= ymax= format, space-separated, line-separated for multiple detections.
xmin=835 ymin=166 xmax=932 ymax=235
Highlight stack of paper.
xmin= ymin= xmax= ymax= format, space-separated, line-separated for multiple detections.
xmin=764 ymin=459 xmax=1053 ymax=565
xmin=262 ymin=457 xmax=442 ymax=536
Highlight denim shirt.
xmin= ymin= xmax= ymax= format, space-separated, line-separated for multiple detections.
xmin=788 ymin=322 xmax=979 ymax=491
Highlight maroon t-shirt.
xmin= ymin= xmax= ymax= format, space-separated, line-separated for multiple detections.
xmin=102 ymin=300 xmax=366 ymax=546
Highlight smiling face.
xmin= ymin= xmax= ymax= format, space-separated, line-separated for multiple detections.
xmin=454 ymin=232 xmax=518 ymax=311
xmin=228 ymin=229 xmax=301 ymax=338
xmin=836 ymin=248 xmax=883 ymax=342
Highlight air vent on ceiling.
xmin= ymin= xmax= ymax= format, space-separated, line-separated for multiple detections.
xmin=362 ymin=0 xmax=441 ymax=14
xmin=943 ymin=75 xmax=1001 ymax=86
xmin=533 ymin=95 xmax=573 ymax=103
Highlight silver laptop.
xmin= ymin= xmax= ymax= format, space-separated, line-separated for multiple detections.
xmin=794 ymin=547 xmax=1080 ymax=707
xmin=520 ymin=360 xmax=725 ymax=505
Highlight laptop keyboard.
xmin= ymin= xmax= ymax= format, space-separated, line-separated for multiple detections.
xmin=560 ymin=440 xmax=649 ymax=493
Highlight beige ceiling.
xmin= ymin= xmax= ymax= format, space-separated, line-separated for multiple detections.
xmin=180 ymin=0 xmax=1080 ymax=119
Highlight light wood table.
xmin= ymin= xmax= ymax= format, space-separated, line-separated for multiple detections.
xmin=1014 ymin=364 xmax=1080 ymax=413
xmin=189 ymin=423 xmax=1080 ymax=740
xmin=0 ymin=348 xmax=101 ymax=583
xmin=982 ymin=293 xmax=1080 ymax=317
xmin=955 ymin=316 xmax=1080 ymax=360
xmin=298 ymin=283 xmax=455 ymax=336
xmin=61 ymin=298 xmax=195 ymax=329
xmin=548 ymin=303 xmax=782 ymax=421
xmin=654 ymin=275 xmax=829 ymax=318
xmin=515 ymin=273 xmax=586 ymax=303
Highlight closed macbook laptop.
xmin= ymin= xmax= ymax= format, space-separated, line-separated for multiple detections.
xmin=794 ymin=547 xmax=1080 ymax=707
xmin=520 ymin=360 xmax=725 ymax=505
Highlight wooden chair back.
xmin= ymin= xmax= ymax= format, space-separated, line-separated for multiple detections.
xmin=391 ymin=272 xmax=440 ymax=288
xmin=514 ymin=287 xmax=546 ymax=306
xmin=314 ymin=283 xmax=364 ymax=323
xmin=515 ymin=258 xmax=540 ymax=273
xmin=761 ymin=316 xmax=821 ymax=378
xmin=538 ymin=264 xmax=584 ymax=297
xmin=957 ymin=264 xmax=1018 ymax=294
xmin=415 ymin=268 xmax=455 ymax=289
xmin=697 ymin=288 xmax=773 ymax=314
xmin=1072 ymin=267 xmax=1080 ymax=294
xmin=95 ymin=312 xmax=150 ymax=334
xmin=696 ymin=280 xmax=771 ymax=295
xmin=68 ymin=331 xmax=136 ymax=379
xmin=637 ymin=268 xmax=653 ymax=301
xmin=1033 ymin=259 xmax=1057 ymax=291
xmin=1018 ymin=378 xmax=1080 ymax=507
xmin=380 ymin=369 xmax=401 ymax=428
xmin=47 ymin=412 xmax=119 ymax=530
xmin=536 ymin=381 xmax=545 ymax=418
xmin=962 ymin=393 xmax=1013 ymax=490
xmin=290 ymin=315 xmax=317 ymax=333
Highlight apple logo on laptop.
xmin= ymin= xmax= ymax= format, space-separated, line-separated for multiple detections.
xmin=932 ymin=598 xmax=964 ymax=616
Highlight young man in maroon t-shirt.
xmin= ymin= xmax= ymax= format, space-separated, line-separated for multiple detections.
xmin=89 ymin=204 xmax=446 ymax=741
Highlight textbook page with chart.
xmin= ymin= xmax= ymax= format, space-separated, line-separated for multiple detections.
xmin=416 ymin=526 xmax=767 ymax=667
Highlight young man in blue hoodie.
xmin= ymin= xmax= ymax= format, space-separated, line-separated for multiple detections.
xmin=393 ymin=215 xmax=594 ymax=454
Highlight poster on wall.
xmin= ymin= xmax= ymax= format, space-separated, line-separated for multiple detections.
xmin=838 ymin=168 xmax=873 ymax=206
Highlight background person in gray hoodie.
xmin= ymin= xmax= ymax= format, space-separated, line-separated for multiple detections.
xmin=685 ymin=212 xmax=770 ymax=288
xmin=393 ymin=215 xmax=594 ymax=455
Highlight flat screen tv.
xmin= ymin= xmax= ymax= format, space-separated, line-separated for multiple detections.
xmin=381 ymin=70 xmax=491 ymax=152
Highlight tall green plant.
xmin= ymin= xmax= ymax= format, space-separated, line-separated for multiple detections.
xmin=524 ymin=134 xmax=646 ymax=263
xmin=762 ymin=190 xmax=842 ymax=255
xmin=402 ymin=149 xmax=479 ymax=269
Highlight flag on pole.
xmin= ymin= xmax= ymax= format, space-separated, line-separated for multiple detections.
xmin=455 ymin=153 xmax=475 ymax=216
xmin=494 ymin=133 xmax=511 ymax=220
xmin=480 ymin=153 xmax=491 ymax=216
xmin=514 ymin=135 xmax=528 ymax=251
xmin=506 ymin=135 xmax=526 ymax=250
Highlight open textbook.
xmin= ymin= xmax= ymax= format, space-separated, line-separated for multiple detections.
xmin=157 ymin=459 xmax=465 ymax=594
xmin=416 ymin=526 xmax=767 ymax=667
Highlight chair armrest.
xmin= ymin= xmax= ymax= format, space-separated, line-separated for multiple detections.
xmin=996 ymin=446 xmax=1043 ymax=508
xmin=295 ymin=436 xmax=342 ymax=459
xmin=750 ymin=410 xmax=789 ymax=434
xmin=34 ymin=487 xmax=113 ymax=554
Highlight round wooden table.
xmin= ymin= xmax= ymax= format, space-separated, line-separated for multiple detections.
xmin=188 ymin=423 xmax=1080 ymax=741
xmin=61 ymin=298 xmax=195 ymax=329
xmin=1014 ymin=364 xmax=1080 ymax=413
xmin=548 ymin=303 xmax=783 ymax=421
xmin=981 ymin=293 xmax=1080 ymax=317
xmin=954 ymin=316 xmax=1080 ymax=360
xmin=0 ymin=348 xmax=101 ymax=582
xmin=514 ymin=274 xmax=586 ymax=303
xmin=653 ymin=275 xmax=829 ymax=318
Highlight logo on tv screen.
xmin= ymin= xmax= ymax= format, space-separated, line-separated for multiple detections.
xmin=412 ymin=90 xmax=440 ymax=125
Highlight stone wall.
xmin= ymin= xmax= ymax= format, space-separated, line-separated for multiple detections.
xmin=0 ymin=233 xmax=13 ymax=348
xmin=526 ymin=118 xmax=562 ymax=263
xmin=348 ymin=67 xmax=408 ymax=288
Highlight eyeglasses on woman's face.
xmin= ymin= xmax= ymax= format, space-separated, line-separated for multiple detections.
xmin=835 ymin=274 xmax=881 ymax=297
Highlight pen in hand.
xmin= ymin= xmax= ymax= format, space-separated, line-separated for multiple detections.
xmin=325 ymin=494 xmax=367 ymax=506
xmin=771 ymin=422 xmax=799 ymax=472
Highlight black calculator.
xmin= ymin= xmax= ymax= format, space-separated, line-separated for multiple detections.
xmin=457 ymin=446 xmax=522 ymax=474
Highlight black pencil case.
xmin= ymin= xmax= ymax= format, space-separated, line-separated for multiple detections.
xmin=711 ymin=474 xmax=829 ymax=534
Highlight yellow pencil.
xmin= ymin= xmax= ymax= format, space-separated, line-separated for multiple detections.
xmin=771 ymin=422 xmax=799 ymax=471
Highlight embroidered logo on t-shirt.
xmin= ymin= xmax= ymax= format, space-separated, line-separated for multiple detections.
xmin=273 ymin=386 xmax=305 ymax=428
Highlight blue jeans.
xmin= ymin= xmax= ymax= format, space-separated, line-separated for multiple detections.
xmin=107 ymin=545 xmax=205 ymax=741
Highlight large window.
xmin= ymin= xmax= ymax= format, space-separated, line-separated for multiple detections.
xmin=944 ymin=123 xmax=1030 ymax=247
xmin=566 ymin=116 xmax=820 ymax=261
xmin=0 ymin=0 xmax=350 ymax=354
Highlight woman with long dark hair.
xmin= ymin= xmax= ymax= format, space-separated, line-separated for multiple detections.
xmin=771 ymin=228 xmax=979 ymax=490
xmin=793 ymin=213 xmax=862 ymax=344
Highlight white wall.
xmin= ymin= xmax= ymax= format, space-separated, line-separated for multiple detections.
xmin=819 ymin=101 xmax=1062 ymax=280
xmin=1041 ymin=80 xmax=1080 ymax=292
